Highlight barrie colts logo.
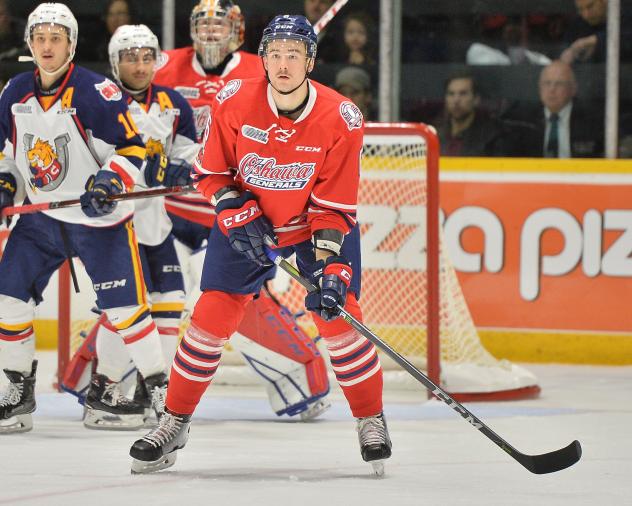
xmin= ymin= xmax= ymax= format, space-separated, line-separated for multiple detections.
xmin=24 ymin=133 xmax=70 ymax=191
xmin=239 ymin=153 xmax=315 ymax=190
xmin=216 ymin=79 xmax=241 ymax=104
xmin=339 ymin=101 xmax=363 ymax=131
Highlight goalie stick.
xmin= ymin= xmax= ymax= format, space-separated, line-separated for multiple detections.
xmin=1 ymin=184 xmax=195 ymax=218
xmin=264 ymin=245 xmax=582 ymax=475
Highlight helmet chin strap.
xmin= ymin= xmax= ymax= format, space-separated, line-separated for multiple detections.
xmin=119 ymin=80 xmax=151 ymax=96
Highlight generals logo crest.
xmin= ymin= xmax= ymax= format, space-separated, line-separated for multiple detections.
xmin=216 ymin=79 xmax=241 ymax=104
xmin=339 ymin=101 xmax=363 ymax=131
xmin=24 ymin=134 xmax=71 ymax=191
xmin=95 ymin=79 xmax=122 ymax=101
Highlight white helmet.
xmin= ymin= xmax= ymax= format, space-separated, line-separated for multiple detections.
xmin=25 ymin=3 xmax=79 ymax=64
xmin=108 ymin=24 xmax=161 ymax=90
xmin=190 ymin=0 xmax=244 ymax=69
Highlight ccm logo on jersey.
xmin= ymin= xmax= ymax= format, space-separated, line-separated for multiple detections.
xmin=93 ymin=279 xmax=127 ymax=291
xmin=296 ymin=145 xmax=322 ymax=152
xmin=95 ymin=79 xmax=122 ymax=101
xmin=162 ymin=265 xmax=182 ymax=273
xmin=221 ymin=203 xmax=261 ymax=229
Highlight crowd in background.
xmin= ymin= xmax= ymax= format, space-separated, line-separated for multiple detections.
xmin=1 ymin=0 xmax=631 ymax=158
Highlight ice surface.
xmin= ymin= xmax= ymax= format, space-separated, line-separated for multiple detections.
xmin=0 ymin=352 xmax=630 ymax=506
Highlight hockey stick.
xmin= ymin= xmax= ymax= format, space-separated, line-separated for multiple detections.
xmin=313 ymin=0 xmax=349 ymax=35
xmin=1 ymin=184 xmax=195 ymax=218
xmin=264 ymin=245 xmax=582 ymax=475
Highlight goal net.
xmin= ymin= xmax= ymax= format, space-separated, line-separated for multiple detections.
xmin=25 ymin=122 xmax=538 ymax=401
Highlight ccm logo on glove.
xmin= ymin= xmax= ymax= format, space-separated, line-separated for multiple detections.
xmin=219 ymin=201 xmax=262 ymax=232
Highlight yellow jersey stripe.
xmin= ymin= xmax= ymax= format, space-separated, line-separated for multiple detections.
xmin=116 ymin=145 xmax=146 ymax=160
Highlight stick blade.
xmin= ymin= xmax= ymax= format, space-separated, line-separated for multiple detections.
xmin=517 ymin=440 xmax=582 ymax=474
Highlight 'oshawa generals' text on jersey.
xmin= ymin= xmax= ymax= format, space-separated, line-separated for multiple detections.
xmin=125 ymin=83 xmax=198 ymax=246
xmin=153 ymin=47 xmax=262 ymax=226
xmin=0 ymin=64 xmax=145 ymax=227
xmin=193 ymin=76 xmax=364 ymax=247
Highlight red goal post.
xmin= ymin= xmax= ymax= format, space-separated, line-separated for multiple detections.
xmin=53 ymin=122 xmax=539 ymax=401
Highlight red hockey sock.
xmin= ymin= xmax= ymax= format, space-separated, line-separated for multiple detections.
xmin=316 ymin=295 xmax=384 ymax=418
xmin=166 ymin=290 xmax=252 ymax=415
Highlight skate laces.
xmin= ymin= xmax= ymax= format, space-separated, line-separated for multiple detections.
xmin=0 ymin=382 xmax=22 ymax=407
xmin=357 ymin=414 xmax=389 ymax=448
xmin=150 ymin=385 xmax=167 ymax=416
xmin=141 ymin=412 xmax=183 ymax=448
xmin=103 ymin=382 xmax=136 ymax=407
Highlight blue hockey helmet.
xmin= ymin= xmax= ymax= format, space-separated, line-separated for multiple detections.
xmin=258 ymin=15 xmax=317 ymax=59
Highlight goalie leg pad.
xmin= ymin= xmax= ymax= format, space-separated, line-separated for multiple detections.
xmin=232 ymin=289 xmax=330 ymax=418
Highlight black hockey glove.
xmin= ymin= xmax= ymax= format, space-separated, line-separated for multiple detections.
xmin=144 ymin=154 xmax=192 ymax=188
xmin=216 ymin=190 xmax=278 ymax=267
xmin=0 ymin=173 xmax=17 ymax=227
xmin=80 ymin=170 xmax=125 ymax=218
xmin=305 ymin=256 xmax=353 ymax=321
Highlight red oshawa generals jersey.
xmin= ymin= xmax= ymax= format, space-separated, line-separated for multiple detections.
xmin=194 ymin=76 xmax=364 ymax=247
xmin=153 ymin=47 xmax=262 ymax=227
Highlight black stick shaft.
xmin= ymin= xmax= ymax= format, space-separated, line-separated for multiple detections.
xmin=265 ymin=246 xmax=581 ymax=475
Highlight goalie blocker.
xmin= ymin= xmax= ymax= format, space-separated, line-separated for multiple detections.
xmin=61 ymin=285 xmax=330 ymax=420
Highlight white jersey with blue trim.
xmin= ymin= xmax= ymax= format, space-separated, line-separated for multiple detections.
xmin=125 ymin=84 xmax=199 ymax=245
xmin=0 ymin=64 xmax=146 ymax=227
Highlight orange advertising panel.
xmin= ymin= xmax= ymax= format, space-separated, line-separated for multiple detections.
xmin=441 ymin=179 xmax=632 ymax=332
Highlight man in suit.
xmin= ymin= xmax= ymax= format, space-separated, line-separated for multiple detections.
xmin=536 ymin=60 xmax=603 ymax=158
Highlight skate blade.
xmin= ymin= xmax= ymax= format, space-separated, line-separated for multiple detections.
xmin=131 ymin=452 xmax=177 ymax=474
xmin=370 ymin=460 xmax=385 ymax=477
xmin=84 ymin=409 xmax=144 ymax=431
xmin=0 ymin=414 xmax=33 ymax=434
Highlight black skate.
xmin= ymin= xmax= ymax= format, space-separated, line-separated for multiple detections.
xmin=135 ymin=372 xmax=168 ymax=421
xmin=0 ymin=360 xmax=37 ymax=434
xmin=83 ymin=373 xmax=145 ymax=430
xmin=133 ymin=372 xmax=152 ymax=422
xmin=129 ymin=408 xmax=191 ymax=474
xmin=356 ymin=412 xmax=392 ymax=476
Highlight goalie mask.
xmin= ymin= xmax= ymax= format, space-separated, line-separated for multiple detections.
xmin=25 ymin=3 xmax=79 ymax=76
xmin=108 ymin=24 xmax=161 ymax=94
xmin=190 ymin=0 xmax=245 ymax=69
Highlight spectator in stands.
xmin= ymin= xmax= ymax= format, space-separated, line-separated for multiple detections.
xmin=338 ymin=12 xmax=377 ymax=67
xmin=466 ymin=14 xmax=551 ymax=65
xmin=560 ymin=0 xmax=632 ymax=63
xmin=0 ymin=0 xmax=26 ymax=61
xmin=518 ymin=60 xmax=604 ymax=157
xmin=435 ymin=72 xmax=511 ymax=156
xmin=92 ymin=0 xmax=135 ymax=62
xmin=335 ymin=66 xmax=374 ymax=120
xmin=304 ymin=0 xmax=338 ymax=62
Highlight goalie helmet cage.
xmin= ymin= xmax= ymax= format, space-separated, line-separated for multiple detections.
xmin=55 ymin=122 xmax=540 ymax=401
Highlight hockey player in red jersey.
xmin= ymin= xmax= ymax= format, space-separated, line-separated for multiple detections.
xmin=153 ymin=0 xmax=261 ymax=227
xmin=130 ymin=14 xmax=391 ymax=475
xmin=152 ymin=0 xmax=331 ymax=422
xmin=0 ymin=3 xmax=168 ymax=433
